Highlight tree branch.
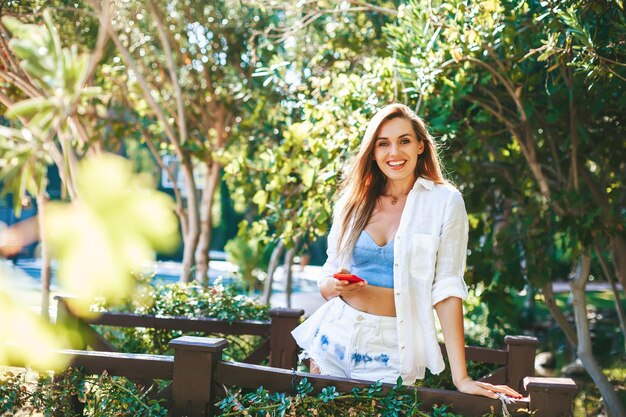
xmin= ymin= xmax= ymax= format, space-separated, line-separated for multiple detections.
xmin=594 ymin=243 xmax=626 ymax=353
xmin=107 ymin=23 xmax=184 ymax=156
xmin=83 ymin=0 xmax=111 ymax=85
xmin=143 ymin=134 xmax=189 ymax=239
xmin=346 ymin=0 xmax=398 ymax=15
xmin=464 ymin=55 xmax=554 ymax=207
xmin=464 ymin=56 xmax=528 ymax=123
xmin=466 ymin=94 xmax=520 ymax=135
xmin=0 ymin=24 xmax=42 ymax=92
xmin=0 ymin=27 xmax=21 ymax=73
xmin=146 ymin=0 xmax=188 ymax=146
xmin=542 ymin=125 xmax=565 ymax=184
xmin=0 ymin=69 xmax=40 ymax=98
xmin=68 ymin=115 xmax=91 ymax=151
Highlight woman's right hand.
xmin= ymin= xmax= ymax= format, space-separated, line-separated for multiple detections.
xmin=320 ymin=268 xmax=367 ymax=300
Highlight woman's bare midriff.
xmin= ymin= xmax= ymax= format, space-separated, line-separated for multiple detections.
xmin=341 ymin=285 xmax=396 ymax=317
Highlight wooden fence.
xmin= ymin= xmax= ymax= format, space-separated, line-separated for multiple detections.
xmin=56 ymin=295 xmax=303 ymax=369
xmin=47 ymin=297 xmax=579 ymax=416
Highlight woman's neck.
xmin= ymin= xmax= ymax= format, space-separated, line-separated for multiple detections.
xmin=383 ymin=177 xmax=416 ymax=197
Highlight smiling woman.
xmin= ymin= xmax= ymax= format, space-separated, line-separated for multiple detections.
xmin=291 ymin=103 xmax=522 ymax=400
xmin=373 ymin=118 xmax=424 ymax=199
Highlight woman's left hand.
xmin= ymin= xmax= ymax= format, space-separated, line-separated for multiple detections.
xmin=455 ymin=377 xmax=523 ymax=400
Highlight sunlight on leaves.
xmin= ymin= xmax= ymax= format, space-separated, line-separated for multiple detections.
xmin=0 ymin=272 xmax=68 ymax=371
xmin=44 ymin=154 xmax=179 ymax=315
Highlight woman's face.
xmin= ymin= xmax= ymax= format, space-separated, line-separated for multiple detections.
xmin=372 ymin=117 xmax=424 ymax=186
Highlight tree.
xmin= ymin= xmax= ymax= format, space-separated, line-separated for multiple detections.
xmin=221 ymin=1 xmax=398 ymax=305
xmin=387 ymin=0 xmax=625 ymax=414
xmin=103 ymin=0 xmax=283 ymax=283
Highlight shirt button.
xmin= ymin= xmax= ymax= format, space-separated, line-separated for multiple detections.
xmin=394 ymin=263 xmax=399 ymax=267
xmin=401 ymin=345 xmax=406 ymax=350
xmin=395 ymin=291 xmax=400 ymax=296
xmin=399 ymin=319 xmax=404 ymax=323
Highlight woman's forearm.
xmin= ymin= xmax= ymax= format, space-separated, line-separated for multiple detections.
xmin=319 ymin=276 xmax=339 ymax=300
xmin=434 ymin=296 xmax=469 ymax=386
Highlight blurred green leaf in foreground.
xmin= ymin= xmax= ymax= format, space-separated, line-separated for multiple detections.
xmin=45 ymin=154 xmax=179 ymax=315
xmin=1 ymin=153 xmax=179 ymax=370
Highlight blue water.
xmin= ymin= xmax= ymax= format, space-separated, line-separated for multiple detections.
xmin=10 ymin=258 xmax=234 ymax=286
xmin=7 ymin=257 xmax=321 ymax=294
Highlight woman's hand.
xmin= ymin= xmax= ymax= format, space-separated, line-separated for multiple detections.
xmin=455 ymin=376 xmax=522 ymax=400
xmin=319 ymin=268 xmax=367 ymax=300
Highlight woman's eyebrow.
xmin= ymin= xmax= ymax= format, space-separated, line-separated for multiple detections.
xmin=375 ymin=133 xmax=413 ymax=141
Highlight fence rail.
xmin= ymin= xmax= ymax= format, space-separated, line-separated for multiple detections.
xmin=29 ymin=336 xmax=574 ymax=417
xmin=44 ymin=296 xmax=579 ymax=417
xmin=55 ymin=295 xmax=303 ymax=369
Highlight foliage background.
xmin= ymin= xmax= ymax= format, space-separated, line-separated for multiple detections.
xmin=0 ymin=0 xmax=624 ymax=415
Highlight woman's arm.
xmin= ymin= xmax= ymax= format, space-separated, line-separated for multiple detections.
xmin=435 ymin=297 xmax=522 ymax=399
xmin=433 ymin=190 xmax=520 ymax=398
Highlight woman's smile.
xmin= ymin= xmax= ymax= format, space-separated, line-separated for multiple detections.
xmin=387 ymin=159 xmax=407 ymax=169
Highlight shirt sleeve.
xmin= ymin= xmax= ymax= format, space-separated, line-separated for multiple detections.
xmin=431 ymin=190 xmax=469 ymax=306
xmin=318 ymin=212 xmax=342 ymax=287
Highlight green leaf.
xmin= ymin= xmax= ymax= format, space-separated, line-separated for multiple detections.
xmin=301 ymin=166 xmax=315 ymax=189
xmin=5 ymin=97 xmax=55 ymax=119
xmin=252 ymin=189 xmax=268 ymax=212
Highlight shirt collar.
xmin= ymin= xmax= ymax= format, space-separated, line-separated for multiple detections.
xmin=412 ymin=177 xmax=435 ymax=191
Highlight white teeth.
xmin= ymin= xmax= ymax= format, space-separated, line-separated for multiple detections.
xmin=388 ymin=160 xmax=406 ymax=166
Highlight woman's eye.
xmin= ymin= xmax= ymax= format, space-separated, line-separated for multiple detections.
xmin=377 ymin=142 xmax=389 ymax=147
xmin=401 ymin=139 xmax=410 ymax=144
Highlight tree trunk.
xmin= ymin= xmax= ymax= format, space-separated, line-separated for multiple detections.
xmin=609 ymin=235 xmax=626 ymax=293
xmin=570 ymin=254 xmax=625 ymax=417
xmin=195 ymin=102 xmax=228 ymax=285
xmin=284 ymin=245 xmax=297 ymax=309
xmin=180 ymin=157 xmax=200 ymax=283
xmin=262 ymin=240 xmax=284 ymax=305
xmin=195 ymin=161 xmax=221 ymax=285
xmin=595 ymin=245 xmax=626 ymax=353
xmin=541 ymin=282 xmax=578 ymax=347
xmin=36 ymin=191 xmax=51 ymax=321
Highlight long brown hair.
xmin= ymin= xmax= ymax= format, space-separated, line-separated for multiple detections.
xmin=335 ymin=103 xmax=446 ymax=262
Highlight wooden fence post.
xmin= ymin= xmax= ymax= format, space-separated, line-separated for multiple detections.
xmin=505 ymin=335 xmax=539 ymax=394
xmin=269 ymin=308 xmax=304 ymax=369
xmin=524 ymin=377 xmax=578 ymax=417
xmin=169 ymin=336 xmax=228 ymax=417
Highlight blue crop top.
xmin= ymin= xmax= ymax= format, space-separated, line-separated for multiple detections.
xmin=350 ymin=231 xmax=394 ymax=288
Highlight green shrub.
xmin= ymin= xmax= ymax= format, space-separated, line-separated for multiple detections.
xmin=216 ymin=378 xmax=474 ymax=417
xmin=224 ymin=234 xmax=266 ymax=292
xmin=91 ymin=279 xmax=270 ymax=361
xmin=0 ymin=368 xmax=166 ymax=417
xmin=1 ymin=370 xmax=503 ymax=417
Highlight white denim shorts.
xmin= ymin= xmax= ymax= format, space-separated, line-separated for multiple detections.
xmin=291 ymin=296 xmax=401 ymax=384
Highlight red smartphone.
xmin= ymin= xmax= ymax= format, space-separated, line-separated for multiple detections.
xmin=333 ymin=273 xmax=365 ymax=283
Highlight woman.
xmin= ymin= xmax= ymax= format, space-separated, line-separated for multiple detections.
xmin=292 ymin=103 xmax=521 ymax=399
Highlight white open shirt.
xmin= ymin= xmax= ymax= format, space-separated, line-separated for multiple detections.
xmin=319 ymin=177 xmax=469 ymax=384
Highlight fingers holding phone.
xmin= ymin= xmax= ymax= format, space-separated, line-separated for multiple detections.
xmin=333 ymin=270 xmax=367 ymax=296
